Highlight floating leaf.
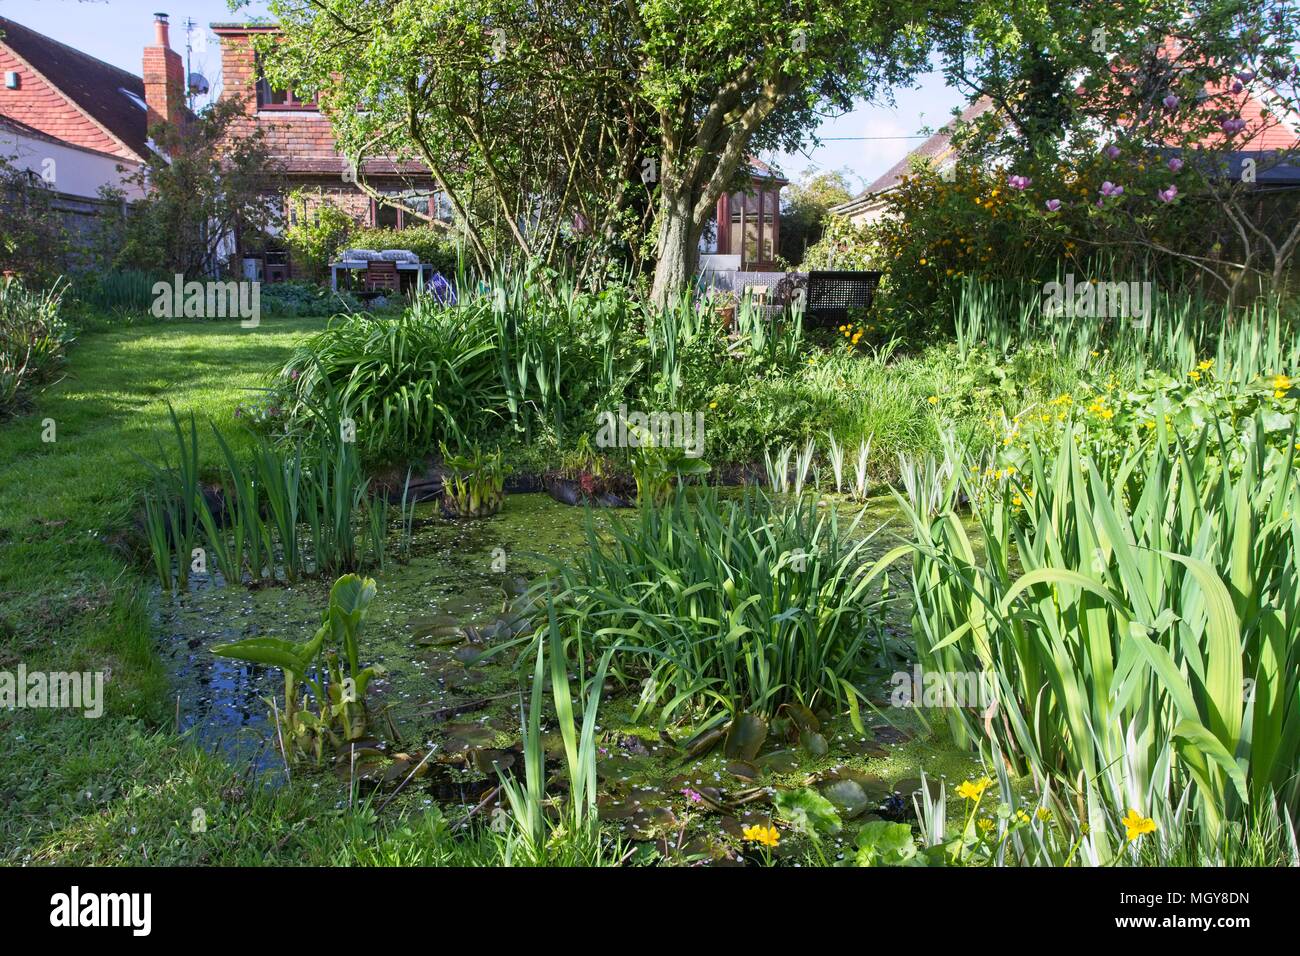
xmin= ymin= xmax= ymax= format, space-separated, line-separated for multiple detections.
xmin=724 ymin=712 xmax=768 ymax=761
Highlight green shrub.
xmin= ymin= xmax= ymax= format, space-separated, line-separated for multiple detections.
xmin=71 ymin=269 xmax=163 ymax=317
xmin=0 ymin=277 xmax=71 ymax=417
xmin=280 ymin=300 xmax=503 ymax=462
xmin=284 ymin=191 xmax=355 ymax=282
xmin=260 ymin=281 xmax=361 ymax=316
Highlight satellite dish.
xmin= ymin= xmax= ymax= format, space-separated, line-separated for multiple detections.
xmin=188 ymin=72 xmax=209 ymax=96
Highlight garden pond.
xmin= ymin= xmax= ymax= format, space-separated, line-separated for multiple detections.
xmin=154 ymin=490 xmax=981 ymax=862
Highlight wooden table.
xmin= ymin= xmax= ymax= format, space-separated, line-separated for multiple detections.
xmin=329 ymin=259 xmax=434 ymax=292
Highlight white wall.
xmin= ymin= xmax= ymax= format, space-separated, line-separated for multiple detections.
xmin=0 ymin=129 xmax=144 ymax=201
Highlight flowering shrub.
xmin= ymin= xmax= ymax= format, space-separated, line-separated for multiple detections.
xmin=983 ymin=360 xmax=1298 ymax=487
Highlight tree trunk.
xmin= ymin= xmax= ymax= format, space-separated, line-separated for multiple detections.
xmin=650 ymin=183 xmax=699 ymax=310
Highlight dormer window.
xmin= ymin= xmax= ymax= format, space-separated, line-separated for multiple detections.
xmin=255 ymin=54 xmax=316 ymax=110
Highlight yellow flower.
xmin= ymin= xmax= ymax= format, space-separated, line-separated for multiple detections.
xmin=1012 ymin=495 xmax=1023 ymax=506
xmin=919 ymin=257 xmax=928 ymax=266
xmin=1122 ymin=808 xmax=1157 ymax=842
xmin=1036 ymin=806 xmax=1052 ymax=822
xmin=1271 ymin=374 xmax=1292 ymax=391
xmin=1015 ymin=808 xmax=1031 ymax=824
xmin=977 ymin=818 xmax=994 ymax=833
xmin=955 ymin=777 xmax=992 ymax=801
xmin=1189 ymin=369 xmax=1201 ymax=382
xmin=927 ymin=395 xmax=939 ymax=405
xmin=742 ymin=823 xmax=780 ymax=847
xmin=708 ymin=401 xmax=718 ymax=409
xmin=1198 ymin=359 xmax=1214 ymax=371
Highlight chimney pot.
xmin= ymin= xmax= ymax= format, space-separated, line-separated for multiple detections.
xmin=153 ymin=13 xmax=170 ymax=47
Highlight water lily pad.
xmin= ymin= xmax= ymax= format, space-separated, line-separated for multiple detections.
xmin=779 ymin=702 xmax=820 ymax=734
xmin=757 ymin=749 xmax=800 ymax=773
xmin=820 ymin=779 xmax=870 ymax=818
xmin=453 ymin=644 xmax=485 ymax=665
xmin=869 ymin=724 xmax=911 ymax=746
xmin=725 ymin=760 xmax=760 ymax=781
xmin=682 ymin=725 xmax=726 ymax=760
xmin=724 ymin=713 xmax=768 ymax=761
xmin=469 ymin=748 xmax=515 ymax=774
xmin=614 ymin=805 xmax=677 ymax=840
xmin=799 ymin=730 xmax=829 ymax=757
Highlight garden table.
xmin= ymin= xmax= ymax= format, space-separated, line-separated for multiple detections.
xmin=329 ymin=259 xmax=435 ymax=292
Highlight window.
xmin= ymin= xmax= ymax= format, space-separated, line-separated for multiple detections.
xmin=255 ymin=54 xmax=316 ymax=110
xmin=370 ymin=191 xmax=443 ymax=229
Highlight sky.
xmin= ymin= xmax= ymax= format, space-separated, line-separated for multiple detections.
xmin=1 ymin=0 xmax=968 ymax=194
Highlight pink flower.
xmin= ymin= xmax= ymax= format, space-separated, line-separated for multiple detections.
xmin=1220 ymin=117 xmax=1246 ymax=135
xmin=1168 ymin=157 xmax=1184 ymax=174
xmin=1157 ymin=185 xmax=1178 ymax=203
xmin=1162 ymin=94 xmax=1180 ymax=110
xmin=1045 ymin=199 xmax=1061 ymax=212
xmin=1007 ymin=174 xmax=1031 ymax=190
xmin=1099 ymin=181 xmax=1124 ymax=198
xmin=682 ymin=787 xmax=703 ymax=803
xmin=289 ymin=368 xmax=300 ymax=380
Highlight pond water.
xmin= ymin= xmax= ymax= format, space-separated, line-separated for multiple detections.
xmin=155 ymin=491 xmax=919 ymax=758
xmin=155 ymin=493 xmax=608 ymax=765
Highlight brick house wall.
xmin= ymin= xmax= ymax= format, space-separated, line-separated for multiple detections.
xmin=212 ymin=23 xmax=441 ymax=281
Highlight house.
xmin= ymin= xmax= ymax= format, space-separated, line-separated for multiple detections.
xmin=210 ymin=22 xmax=449 ymax=283
xmin=835 ymin=51 xmax=1300 ymax=229
xmin=698 ymin=158 xmax=788 ymax=273
xmin=211 ymin=22 xmax=787 ymax=284
xmin=831 ymin=98 xmax=995 ymax=227
xmin=0 ymin=13 xmax=185 ymax=242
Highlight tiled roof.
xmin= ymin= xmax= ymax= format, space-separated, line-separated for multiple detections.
xmin=866 ymin=98 xmax=993 ymax=199
xmin=0 ymin=15 xmax=154 ymax=161
xmin=748 ymin=156 xmax=788 ymax=183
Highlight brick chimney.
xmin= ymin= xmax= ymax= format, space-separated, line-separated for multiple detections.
xmin=142 ymin=13 xmax=184 ymax=132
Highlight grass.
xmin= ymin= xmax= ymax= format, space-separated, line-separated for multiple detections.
xmin=0 ymin=313 xmax=355 ymax=861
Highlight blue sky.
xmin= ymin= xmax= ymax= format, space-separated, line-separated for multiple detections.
xmin=3 ymin=0 xmax=968 ymax=192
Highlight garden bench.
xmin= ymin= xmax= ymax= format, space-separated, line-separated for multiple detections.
xmin=768 ymin=270 xmax=882 ymax=327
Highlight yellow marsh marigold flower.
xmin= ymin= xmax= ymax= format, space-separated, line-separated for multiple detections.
xmin=1198 ymin=359 xmax=1214 ymax=371
xmin=956 ymin=777 xmax=992 ymax=801
xmin=1036 ymin=806 xmax=1052 ymax=822
xmin=1272 ymin=374 xmax=1292 ymax=391
xmin=742 ymin=823 xmax=780 ymax=847
xmin=1122 ymin=808 xmax=1157 ymax=842
xmin=927 ymin=395 xmax=939 ymax=405
xmin=1189 ymin=369 xmax=1201 ymax=382
xmin=977 ymin=818 xmax=994 ymax=833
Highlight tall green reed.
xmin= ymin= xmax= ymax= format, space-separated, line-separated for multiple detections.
xmin=899 ymin=417 xmax=1300 ymax=859
xmin=545 ymin=486 xmax=906 ymax=723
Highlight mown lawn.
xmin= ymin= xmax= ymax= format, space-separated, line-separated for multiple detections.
xmin=0 ymin=314 xmax=382 ymax=864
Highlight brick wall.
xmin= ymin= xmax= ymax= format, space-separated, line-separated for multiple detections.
xmin=142 ymin=18 xmax=185 ymax=132
xmin=215 ymin=27 xmax=441 ymax=278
